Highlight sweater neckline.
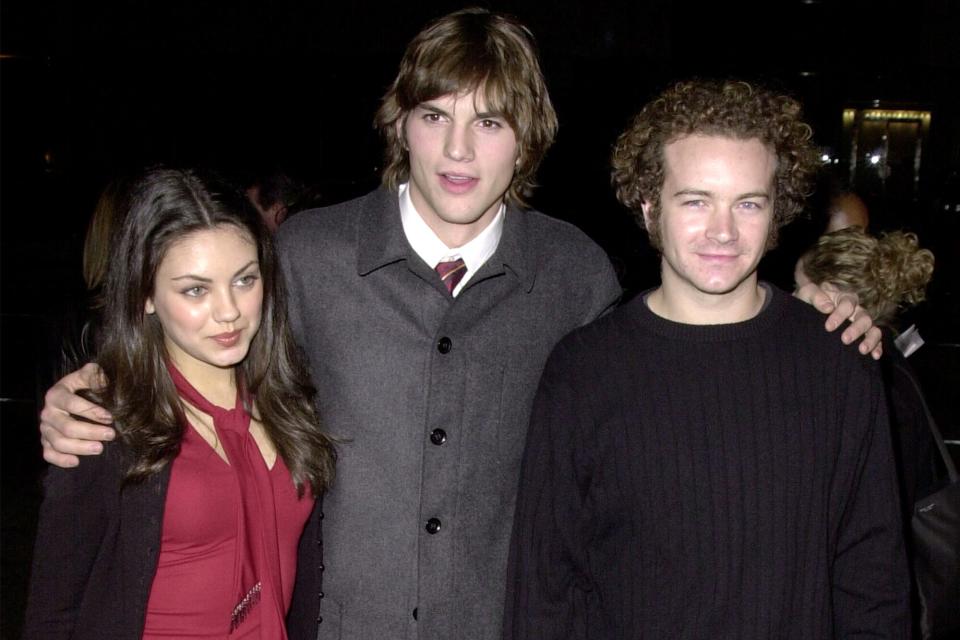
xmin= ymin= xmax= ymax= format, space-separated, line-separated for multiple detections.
xmin=631 ymin=282 xmax=788 ymax=342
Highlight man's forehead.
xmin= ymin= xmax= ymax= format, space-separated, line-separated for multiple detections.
xmin=417 ymin=87 xmax=502 ymax=114
xmin=662 ymin=134 xmax=777 ymax=179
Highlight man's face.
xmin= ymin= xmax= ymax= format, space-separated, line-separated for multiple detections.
xmin=643 ymin=135 xmax=776 ymax=301
xmin=401 ymin=89 xmax=519 ymax=248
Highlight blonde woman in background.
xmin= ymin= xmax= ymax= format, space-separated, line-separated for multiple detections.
xmin=796 ymin=226 xmax=942 ymax=635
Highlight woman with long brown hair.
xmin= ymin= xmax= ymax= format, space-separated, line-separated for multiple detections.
xmin=24 ymin=168 xmax=335 ymax=639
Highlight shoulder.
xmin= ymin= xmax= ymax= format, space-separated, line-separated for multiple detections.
xmin=521 ymin=209 xmax=611 ymax=269
xmin=772 ymin=286 xmax=881 ymax=379
xmin=510 ymin=208 xmax=620 ymax=309
xmin=277 ymin=188 xmax=387 ymax=256
xmin=543 ymin=296 xmax=643 ymax=374
xmin=41 ymin=441 xmax=126 ymax=500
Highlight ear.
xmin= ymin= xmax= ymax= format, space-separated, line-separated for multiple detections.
xmin=640 ymin=199 xmax=654 ymax=231
xmin=145 ymin=298 xmax=156 ymax=315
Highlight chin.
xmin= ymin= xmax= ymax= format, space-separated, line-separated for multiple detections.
xmin=207 ymin=347 xmax=252 ymax=369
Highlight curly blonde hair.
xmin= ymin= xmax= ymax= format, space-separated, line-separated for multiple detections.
xmin=611 ymin=79 xmax=820 ymax=250
xmin=800 ymin=227 xmax=935 ymax=326
xmin=375 ymin=8 xmax=558 ymax=208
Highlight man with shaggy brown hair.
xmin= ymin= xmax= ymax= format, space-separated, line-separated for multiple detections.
xmin=38 ymin=19 xmax=881 ymax=640
xmin=504 ymin=80 xmax=910 ymax=639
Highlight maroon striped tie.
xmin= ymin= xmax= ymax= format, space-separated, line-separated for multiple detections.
xmin=435 ymin=258 xmax=467 ymax=295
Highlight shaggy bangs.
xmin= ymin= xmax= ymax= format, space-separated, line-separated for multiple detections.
xmin=376 ymin=8 xmax=557 ymax=207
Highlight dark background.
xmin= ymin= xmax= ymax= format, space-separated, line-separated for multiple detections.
xmin=2 ymin=1 xmax=959 ymax=637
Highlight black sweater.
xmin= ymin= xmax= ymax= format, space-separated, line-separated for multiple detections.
xmin=504 ymin=286 xmax=911 ymax=639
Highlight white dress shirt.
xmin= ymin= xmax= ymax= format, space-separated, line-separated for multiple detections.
xmin=398 ymin=182 xmax=505 ymax=297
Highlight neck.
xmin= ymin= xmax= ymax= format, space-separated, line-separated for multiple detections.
xmin=648 ymin=276 xmax=766 ymax=325
xmin=169 ymin=354 xmax=237 ymax=408
xmin=425 ymin=211 xmax=497 ymax=249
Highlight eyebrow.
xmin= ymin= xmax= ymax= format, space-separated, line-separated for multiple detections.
xmin=170 ymin=260 xmax=259 ymax=282
xmin=671 ymin=189 xmax=771 ymax=200
xmin=416 ymin=103 xmax=505 ymax=120
xmin=418 ymin=103 xmax=449 ymax=116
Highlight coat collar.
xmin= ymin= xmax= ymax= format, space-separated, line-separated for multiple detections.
xmin=355 ymin=186 xmax=536 ymax=293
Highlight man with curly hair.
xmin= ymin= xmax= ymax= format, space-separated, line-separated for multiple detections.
xmin=36 ymin=16 xmax=881 ymax=640
xmin=504 ymin=80 xmax=910 ymax=639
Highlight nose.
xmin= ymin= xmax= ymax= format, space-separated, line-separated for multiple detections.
xmin=212 ymin=288 xmax=241 ymax=324
xmin=444 ymin=123 xmax=474 ymax=162
xmin=705 ymin=207 xmax=738 ymax=244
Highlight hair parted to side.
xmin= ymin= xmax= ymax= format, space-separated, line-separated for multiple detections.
xmin=375 ymin=7 xmax=558 ymax=208
xmin=799 ymin=227 xmax=934 ymax=327
xmin=95 ymin=168 xmax=335 ymax=494
xmin=611 ymin=79 xmax=820 ymax=250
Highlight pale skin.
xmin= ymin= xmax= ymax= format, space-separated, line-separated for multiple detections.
xmin=38 ymin=103 xmax=882 ymax=467
xmin=54 ymin=226 xmax=279 ymax=468
xmin=643 ymin=135 xmax=776 ymax=325
xmin=401 ymin=89 xmax=519 ymax=248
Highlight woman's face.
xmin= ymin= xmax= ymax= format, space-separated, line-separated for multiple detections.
xmin=145 ymin=225 xmax=263 ymax=375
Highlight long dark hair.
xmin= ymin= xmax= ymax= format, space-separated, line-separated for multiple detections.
xmin=96 ymin=167 xmax=334 ymax=494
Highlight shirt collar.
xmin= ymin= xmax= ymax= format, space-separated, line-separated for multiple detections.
xmin=398 ymin=182 xmax=505 ymax=275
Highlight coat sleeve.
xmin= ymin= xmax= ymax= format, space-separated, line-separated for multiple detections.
xmin=503 ymin=339 xmax=599 ymax=640
xmin=21 ymin=446 xmax=120 ymax=639
xmin=831 ymin=361 xmax=912 ymax=638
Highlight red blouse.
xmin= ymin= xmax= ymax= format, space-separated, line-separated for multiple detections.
xmin=142 ymin=424 xmax=313 ymax=638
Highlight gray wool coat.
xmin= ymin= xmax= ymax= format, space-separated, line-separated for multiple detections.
xmin=281 ymin=187 xmax=621 ymax=640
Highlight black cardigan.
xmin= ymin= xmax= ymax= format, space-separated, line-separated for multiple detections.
xmin=23 ymin=443 xmax=170 ymax=639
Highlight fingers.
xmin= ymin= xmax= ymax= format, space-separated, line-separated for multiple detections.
xmin=39 ymin=407 xmax=115 ymax=452
xmin=43 ymin=381 xmax=113 ymax=426
xmin=844 ymin=325 xmax=883 ymax=359
xmin=37 ymin=364 xmax=116 ymax=468
xmin=793 ymin=281 xmax=836 ymax=314
xmin=825 ymin=291 xmax=859 ymax=333
xmin=41 ymin=434 xmax=81 ymax=468
xmin=830 ymin=303 xmax=883 ymax=359
xmin=74 ymin=362 xmax=109 ymax=394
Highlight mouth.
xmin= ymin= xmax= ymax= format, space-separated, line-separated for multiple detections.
xmin=439 ymin=173 xmax=478 ymax=193
xmin=697 ymin=252 xmax=740 ymax=262
xmin=211 ymin=330 xmax=242 ymax=347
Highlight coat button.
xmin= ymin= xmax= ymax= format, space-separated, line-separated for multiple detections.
xmin=430 ymin=428 xmax=447 ymax=445
xmin=437 ymin=337 xmax=452 ymax=353
xmin=425 ymin=518 xmax=441 ymax=534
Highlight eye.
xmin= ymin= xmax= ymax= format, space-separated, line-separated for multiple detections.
xmin=738 ymin=200 xmax=764 ymax=211
xmin=235 ymin=274 xmax=259 ymax=288
xmin=478 ymin=118 xmax=502 ymax=129
xmin=682 ymin=199 xmax=707 ymax=208
xmin=422 ymin=112 xmax=443 ymax=123
xmin=182 ymin=286 xmax=206 ymax=298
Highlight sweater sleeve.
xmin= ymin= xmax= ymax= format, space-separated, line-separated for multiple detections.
xmin=831 ymin=361 xmax=912 ymax=638
xmin=22 ymin=446 xmax=120 ymax=639
xmin=503 ymin=340 xmax=598 ymax=640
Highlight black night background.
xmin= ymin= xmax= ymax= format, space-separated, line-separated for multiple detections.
xmin=2 ymin=2 xmax=958 ymax=636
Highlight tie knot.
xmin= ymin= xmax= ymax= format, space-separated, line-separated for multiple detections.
xmin=435 ymin=258 xmax=467 ymax=295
